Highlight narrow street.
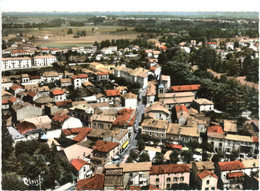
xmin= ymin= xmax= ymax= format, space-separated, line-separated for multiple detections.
xmin=120 ymin=87 xmax=147 ymax=163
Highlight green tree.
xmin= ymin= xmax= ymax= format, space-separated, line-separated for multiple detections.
xmin=137 ymin=138 xmax=145 ymax=152
xmin=230 ymin=150 xmax=239 ymax=161
xmin=153 ymin=152 xmax=164 ymax=165
xmin=139 ymin=152 xmax=150 ymax=162
xmin=181 ymin=150 xmax=193 ymax=163
xmin=2 ymin=172 xmax=28 ymax=190
xmin=67 ymin=28 xmax=73 ymax=34
xmin=170 ymin=150 xmax=179 ymax=164
xmin=202 ymin=151 xmax=210 ymax=161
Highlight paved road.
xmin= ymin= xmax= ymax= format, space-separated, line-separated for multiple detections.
xmin=119 ymin=87 xmax=147 ymax=163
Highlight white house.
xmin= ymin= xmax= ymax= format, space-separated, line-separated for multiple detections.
xmin=192 ymin=98 xmax=214 ymax=112
xmin=71 ymin=74 xmax=88 ymax=89
xmin=42 ymin=71 xmax=60 ymax=83
xmin=114 ymin=65 xmax=148 ymax=89
xmin=1 ymin=57 xmax=32 ymax=71
xmin=145 ymin=102 xmax=171 ymax=121
xmin=121 ymin=92 xmax=138 ymax=110
xmin=33 ymin=55 xmax=57 ymax=67
xmin=71 ymin=159 xmax=93 ymax=180
xmin=197 ymin=170 xmax=218 ymax=190
xmin=50 ymin=89 xmax=67 ymax=101
xmin=62 ymin=117 xmax=83 ymax=129
xmin=216 ymin=161 xmax=245 ymax=190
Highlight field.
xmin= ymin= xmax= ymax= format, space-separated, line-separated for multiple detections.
xmin=2 ymin=26 xmax=141 ymax=48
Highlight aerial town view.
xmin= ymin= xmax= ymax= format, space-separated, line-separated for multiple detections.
xmin=1 ymin=4 xmax=259 ymax=191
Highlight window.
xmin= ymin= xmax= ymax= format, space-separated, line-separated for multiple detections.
xmin=167 ymin=178 xmax=171 ymax=182
xmin=205 ymin=188 xmax=209 ymax=190
xmin=156 ymin=178 xmax=159 ymax=183
xmin=180 ymin=177 xmax=184 ymax=182
xmin=211 ymin=187 xmax=215 ymax=190
xmin=167 ymin=184 xmax=171 ymax=189
xmin=130 ymin=173 xmax=133 ymax=177
xmin=206 ymin=180 xmax=210 ymax=184
xmin=173 ymin=177 xmax=177 ymax=182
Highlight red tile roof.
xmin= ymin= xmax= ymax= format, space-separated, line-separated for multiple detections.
xmin=71 ymin=159 xmax=90 ymax=171
xmin=73 ymin=128 xmax=92 ymax=142
xmin=41 ymin=47 xmax=49 ymax=50
xmin=130 ymin=186 xmax=141 ymax=190
xmin=76 ymin=174 xmax=104 ymax=190
xmin=2 ymin=97 xmax=17 ymax=104
xmin=150 ymin=164 xmax=190 ymax=175
xmin=10 ymin=84 xmax=23 ymax=91
xmin=105 ymin=90 xmax=121 ymax=97
xmin=9 ymin=97 xmax=17 ymax=103
xmin=206 ymin=42 xmax=217 ymax=45
xmin=30 ymin=76 xmax=41 ymax=80
xmin=149 ymin=185 xmax=161 ymax=190
xmin=115 ymin=187 xmax=124 ymax=191
xmin=93 ymin=140 xmax=119 ymax=153
xmin=197 ymin=169 xmax=218 ymax=180
xmin=11 ymin=50 xmax=28 ymax=53
xmin=16 ymin=121 xmax=37 ymax=134
xmin=175 ymin=104 xmax=189 ymax=113
xmin=170 ymin=84 xmax=201 ymax=92
xmin=149 ymin=67 xmax=156 ymax=71
xmin=253 ymin=137 xmax=259 ymax=143
xmin=97 ymin=72 xmax=109 ymax=75
xmin=27 ymin=91 xmax=37 ymax=98
xmin=55 ymin=100 xmax=72 ymax=107
xmin=52 ymin=112 xmax=70 ymax=122
xmin=160 ymin=46 xmax=167 ymax=50
xmin=207 ymin=125 xmax=224 ymax=134
xmin=166 ymin=144 xmax=182 ymax=150
xmin=71 ymin=74 xmax=88 ymax=79
xmin=62 ymin=128 xmax=84 ymax=136
xmin=227 ymin=171 xmax=244 ymax=178
xmin=2 ymin=99 xmax=9 ymax=104
xmin=51 ymin=89 xmax=64 ymax=95
xmin=218 ymin=161 xmax=245 ymax=171
xmin=50 ymin=48 xmax=59 ymax=51
xmin=113 ymin=108 xmax=135 ymax=127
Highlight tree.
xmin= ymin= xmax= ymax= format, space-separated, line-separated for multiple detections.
xmin=153 ymin=152 xmax=164 ymax=165
xmin=181 ymin=150 xmax=193 ymax=163
xmin=2 ymin=172 xmax=28 ymax=190
xmin=170 ymin=150 xmax=179 ymax=164
xmin=211 ymin=154 xmax=220 ymax=163
xmin=129 ymin=149 xmax=138 ymax=160
xmin=67 ymin=28 xmax=73 ymax=34
xmin=139 ymin=152 xmax=150 ymax=162
xmin=202 ymin=151 xmax=210 ymax=161
xmin=230 ymin=150 xmax=239 ymax=161
xmin=187 ymin=141 xmax=200 ymax=151
xmin=137 ymin=138 xmax=145 ymax=152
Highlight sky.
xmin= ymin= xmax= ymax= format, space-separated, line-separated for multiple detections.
xmin=0 ymin=0 xmax=259 ymax=12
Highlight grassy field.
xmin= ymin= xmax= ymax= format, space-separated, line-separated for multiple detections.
xmin=3 ymin=25 xmax=141 ymax=48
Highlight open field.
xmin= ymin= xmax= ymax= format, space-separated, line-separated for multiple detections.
xmin=2 ymin=26 xmax=141 ymax=48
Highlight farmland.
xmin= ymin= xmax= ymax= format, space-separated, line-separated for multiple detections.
xmin=2 ymin=25 xmax=141 ymax=48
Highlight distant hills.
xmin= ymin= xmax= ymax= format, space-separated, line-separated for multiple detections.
xmin=3 ymin=11 xmax=258 ymax=19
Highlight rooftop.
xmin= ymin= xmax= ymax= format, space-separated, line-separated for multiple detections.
xmin=150 ymin=164 xmax=190 ymax=175
xmin=76 ymin=174 xmax=104 ymax=190
xmin=105 ymin=161 xmax=152 ymax=172
xmin=105 ymin=90 xmax=121 ymax=97
xmin=197 ymin=169 xmax=218 ymax=180
xmin=207 ymin=125 xmax=224 ymax=134
xmin=93 ymin=140 xmax=119 ymax=153
xmin=141 ymin=119 xmax=168 ymax=129
xmin=170 ymin=84 xmax=201 ymax=92
xmin=218 ymin=161 xmax=245 ymax=171
xmin=71 ymin=159 xmax=90 ymax=171
xmin=194 ymin=98 xmax=214 ymax=105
